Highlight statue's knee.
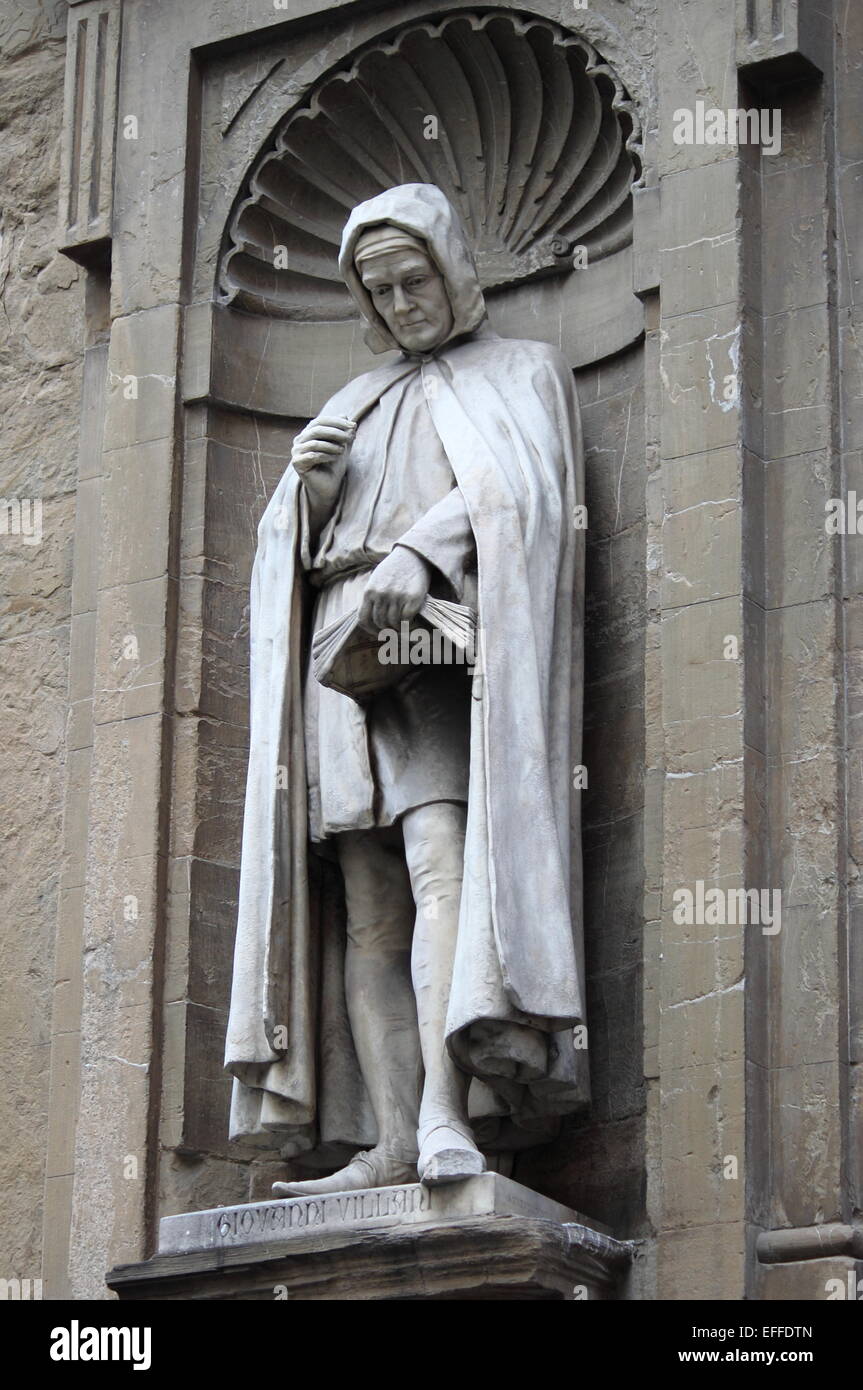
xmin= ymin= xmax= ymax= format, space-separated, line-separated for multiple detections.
xmin=405 ymin=851 xmax=464 ymax=916
xmin=402 ymin=802 xmax=466 ymax=900
xmin=403 ymin=856 xmax=463 ymax=917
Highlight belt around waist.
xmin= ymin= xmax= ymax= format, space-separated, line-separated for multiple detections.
xmin=309 ymin=561 xmax=376 ymax=591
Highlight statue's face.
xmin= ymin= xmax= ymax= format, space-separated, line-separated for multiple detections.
xmin=358 ymin=247 xmax=454 ymax=353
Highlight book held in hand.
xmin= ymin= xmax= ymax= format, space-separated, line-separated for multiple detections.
xmin=312 ymin=595 xmax=478 ymax=702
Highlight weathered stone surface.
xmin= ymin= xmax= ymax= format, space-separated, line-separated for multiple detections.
xmin=657 ymin=1221 xmax=746 ymax=1301
xmin=159 ymin=1151 xmax=251 ymax=1226
xmin=756 ymin=1256 xmax=862 ymax=1302
xmin=0 ymin=2 xmax=83 ymax=1291
xmin=2 ymin=0 xmax=860 ymax=1307
xmin=762 ymin=305 xmax=832 ymax=460
xmin=92 ymin=575 xmax=171 ymax=725
xmin=768 ymin=1061 xmax=843 ymax=1229
xmin=58 ymin=2 xmax=121 ymax=257
xmin=580 ymin=356 xmax=646 ymax=541
xmin=657 ymin=0 xmax=737 ymax=176
xmin=112 ymin=1211 xmax=630 ymax=1301
xmin=661 ymin=597 xmax=743 ymax=772
xmin=659 ymin=158 xmax=739 ymax=318
xmin=159 ymin=1174 xmax=606 ymax=1256
xmin=98 ymin=439 xmax=174 ymax=588
xmin=68 ymin=476 xmax=101 ymax=618
xmin=659 ymin=304 xmax=742 ymax=461
xmin=755 ymin=164 xmax=829 ymax=316
xmin=516 ymin=1111 xmax=648 ymax=1240
xmin=735 ymin=0 xmax=829 ymax=86
xmin=661 ymin=448 xmax=741 ymax=608
xmin=753 ymin=451 xmax=834 ymax=608
xmin=660 ymin=1061 xmax=745 ymax=1231
xmin=103 ymin=305 xmax=179 ymax=452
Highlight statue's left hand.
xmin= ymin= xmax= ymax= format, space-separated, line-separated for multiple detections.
xmin=358 ymin=546 xmax=432 ymax=633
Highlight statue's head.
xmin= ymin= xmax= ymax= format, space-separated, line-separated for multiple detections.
xmin=339 ymin=184 xmax=487 ymax=356
xmin=352 ymin=225 xmax=453 ymax=355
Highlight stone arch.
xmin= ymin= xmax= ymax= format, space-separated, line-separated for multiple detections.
xmin=216 ymin=9 xmax=644 ymax=319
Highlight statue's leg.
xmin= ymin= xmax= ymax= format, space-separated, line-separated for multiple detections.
xmin=273 ymin=827 xmax=421 ymax=1196
xmin=401 ymin=800 xmax=485 ymax=1185
xmin=340 ymin=827 xmax=422 ymax=1161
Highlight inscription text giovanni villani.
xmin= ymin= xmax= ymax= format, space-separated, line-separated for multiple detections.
xmin=215 ymin=1185 xmax=433 ymax=1239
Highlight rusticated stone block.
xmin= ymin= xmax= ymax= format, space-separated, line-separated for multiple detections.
xmin=661 ymin=596 xmax=743 ymax=773
xmin=657 ymin=0 xmax=738 ymax=176
xmin=762 ymin=304 xmax=832 ymax=460
xmin=92 ymin=575 xmax=171 ymax=725
xmin=660 ymin=158 xmax=739 ymax=318
xmin=755 ymin=1256 xmax=862 ymax=1301
xmin=659 ymin=304 xmax=742 ymax=462
xmin=766 ymin=1060 xmax=842 ymax=1231
xmin=658 ymin=1220 xmax=747 ymax=1300
xmin=98 ymin=438 xmax=174 ymax=588
xmin=661 ymin=447 xmax=741 ymax=609
xmin=659 ymin=1061 xmax=745 ymax=1231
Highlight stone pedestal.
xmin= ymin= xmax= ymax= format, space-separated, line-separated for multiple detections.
xmin=107 ymin=1175 xmax=632 ymax=1301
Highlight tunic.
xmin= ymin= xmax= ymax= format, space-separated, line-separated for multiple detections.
xmin=302 ymin=370 xmax=476 ymax=842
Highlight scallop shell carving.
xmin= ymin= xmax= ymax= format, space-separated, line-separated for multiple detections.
xmin=218 ymin=10 xmax=643 ymax=318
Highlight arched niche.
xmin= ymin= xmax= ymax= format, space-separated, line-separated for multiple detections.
xmin=198 ymin=8 xmax=646 ymax=418
xmin=170 ymin=6 xmax=650 ymax=1233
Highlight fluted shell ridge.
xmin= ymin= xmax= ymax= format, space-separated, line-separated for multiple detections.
xmin=218 ymin=10 xmax=643 ymax=318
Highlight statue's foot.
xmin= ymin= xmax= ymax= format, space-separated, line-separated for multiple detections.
xmin=417 ymin=1120 xmax=485 ymax=1186
xmin=271 ymin=1146 xmax=417 ymax=1197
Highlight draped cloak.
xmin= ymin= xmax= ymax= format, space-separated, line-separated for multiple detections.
xmin=225 ymin=184 xmax=588 ymax=1158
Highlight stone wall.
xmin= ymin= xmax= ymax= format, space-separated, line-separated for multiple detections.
xmin=0 ymin=0 xmax=83 ymax=1286
xmin=1 ymin=0 xmax=859 ymax=1304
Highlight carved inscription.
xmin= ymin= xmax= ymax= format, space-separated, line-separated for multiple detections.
xmin=214 ymin=1185 xmax=433 ymax=1241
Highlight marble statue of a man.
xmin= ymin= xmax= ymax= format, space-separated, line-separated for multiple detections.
xmin=225 ymin=183 xmax=587 ymax=1193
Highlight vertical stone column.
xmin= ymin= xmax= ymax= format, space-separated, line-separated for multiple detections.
xmin=837 ymin=0 xmax=863 ymax=1285
xmin=654 ymin=0 xmax=748 ymax=1297
xmin=743 ymin=78 xmax=843 ymax=1300
xmin=42 ymin=334 xmax=107 ymax=1299
xmin=66 ymin=301 xmax=180 ymax=1298
xmin=60 ymin=0 xmax=188 ymax=1296
xmin=653 ymin=0 xmax=841 ymax=1301
xmin=43 ymin=0 xmax=123 ymax=1300
xmin=638 ymin=201 xmax=663 ymax=1305
xmin=737 ymin=0 xmax=857 ymax=1300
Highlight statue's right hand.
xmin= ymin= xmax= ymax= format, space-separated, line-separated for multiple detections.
xmin=291 ymin=416 xmax=356 ymax=476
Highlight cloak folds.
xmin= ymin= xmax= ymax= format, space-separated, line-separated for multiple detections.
xmin=225 ymin=185 xmax=588 ymax=1158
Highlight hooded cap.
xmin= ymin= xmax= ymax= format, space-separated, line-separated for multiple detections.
xmin=352 ymin=226 xmax=428 ymax=265
xmin=338 ymin=183 xmax=487 ymax=355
